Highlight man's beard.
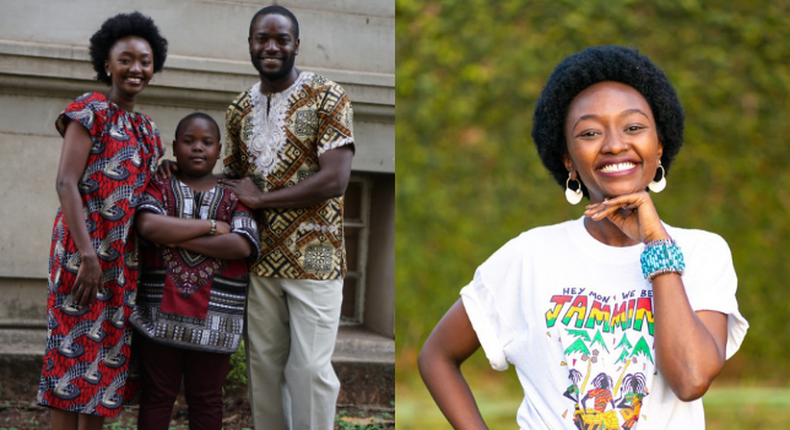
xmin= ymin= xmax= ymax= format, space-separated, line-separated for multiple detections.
xmin=251 ymin=52 xmax=297 ymax=82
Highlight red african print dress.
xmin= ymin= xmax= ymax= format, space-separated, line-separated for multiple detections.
xmin=37 ymin=92 xmax=163 ymax=417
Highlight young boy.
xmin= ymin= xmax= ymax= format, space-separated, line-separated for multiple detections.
xmin=130 ymin=113 xmax=260 ymax=429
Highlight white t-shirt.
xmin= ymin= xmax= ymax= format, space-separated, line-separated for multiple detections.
xmin=461 ymin=217 xmax=748 ymax=430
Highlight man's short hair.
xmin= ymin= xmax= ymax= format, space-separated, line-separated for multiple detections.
xmin=249 ymin=5 xmax=300 ymax=40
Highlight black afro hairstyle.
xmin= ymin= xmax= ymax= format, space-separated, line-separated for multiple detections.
xmin=174 ymin=112 xmax=221 ymax=142
xmin=531 ymin=45 xmax=685 ymax=196
xmin=89 ymin=11 xmax=168 ymax=86
xmin=249 ymin=5 xmax=300 ymax=40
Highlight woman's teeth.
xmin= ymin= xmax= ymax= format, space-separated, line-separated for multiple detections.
xmin=599 ymin=162 xmax=635 ymax=173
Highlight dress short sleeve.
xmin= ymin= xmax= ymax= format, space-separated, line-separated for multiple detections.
xmin=55 ymin=92 xmax=109 ymax=138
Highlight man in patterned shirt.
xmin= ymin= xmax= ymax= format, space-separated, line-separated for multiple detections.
xmin=219 ymin=5 xmax=354 ymax=430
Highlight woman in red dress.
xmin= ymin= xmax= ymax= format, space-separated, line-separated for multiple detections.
xmin=36 ymin=12 xmax=168 ymax=429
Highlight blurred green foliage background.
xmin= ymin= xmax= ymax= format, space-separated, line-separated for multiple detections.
xmin=395 ymin=0 xmax=790 ymax=405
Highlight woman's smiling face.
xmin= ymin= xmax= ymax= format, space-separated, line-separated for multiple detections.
xmin=563 ymin=81 xmax=663 ymax=203
xmin=104 ymin=35 xmax=154 ymax=99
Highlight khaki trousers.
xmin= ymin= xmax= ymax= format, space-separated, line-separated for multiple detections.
xmin=244 ymin=275 xmax=343 ymax=430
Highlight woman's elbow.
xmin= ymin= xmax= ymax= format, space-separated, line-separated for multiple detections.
xmin=661 ymin=347 xmax=725 ymax=401
xmin=418 ymin=339 xmax=453 ymax=376
xmin=55 ymin=177 xmax=75 ymax=196
xmin=417 ymin=345 xmax=435 ymax=380
xmin=672 ymin=379 xmax=712 ymax=402
xmin=670 ymin=370 xmax=719 ymax=401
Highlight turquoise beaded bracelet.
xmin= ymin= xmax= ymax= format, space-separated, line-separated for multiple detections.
xmin=640 ymin=238 xmax=685 ymax=281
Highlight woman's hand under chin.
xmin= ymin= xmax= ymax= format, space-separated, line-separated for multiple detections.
xmin=583 ymin=190 xmax=670 ymax=244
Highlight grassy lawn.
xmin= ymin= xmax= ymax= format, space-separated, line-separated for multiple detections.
xmin=704 ymin=386 xmax=790 ymax=429
xmin=396 ymin=364 xmax=790 ymax=429
xmin=395 ymin=364 xmax=523 ymax=429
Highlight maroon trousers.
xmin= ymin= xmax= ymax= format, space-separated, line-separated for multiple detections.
xmin=137 ymin=335 xmax=231 ymax=430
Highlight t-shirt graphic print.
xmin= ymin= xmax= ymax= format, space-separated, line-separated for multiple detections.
xmin=548 ymin=287 xmax=655 ymax=429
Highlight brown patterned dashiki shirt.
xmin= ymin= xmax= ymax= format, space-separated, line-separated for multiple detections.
xmin=223 ymin=72 xmax=354 ymax=280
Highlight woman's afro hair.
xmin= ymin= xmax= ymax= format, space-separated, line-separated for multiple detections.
xmin=89 ymin=11 xmax=168 ymax=86
xmin=531 ymin=45 xmax=685 ymax=194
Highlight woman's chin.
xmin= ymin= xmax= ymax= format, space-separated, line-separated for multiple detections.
xmin=600 ymin=184 xmax=649 ymax=199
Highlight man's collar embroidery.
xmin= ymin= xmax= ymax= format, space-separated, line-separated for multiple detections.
xmin=247 ymin=72 xmax=312 ymax=176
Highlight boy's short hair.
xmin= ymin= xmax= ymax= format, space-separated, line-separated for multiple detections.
xmin=175 ymin=113 xmax=221 ymax=141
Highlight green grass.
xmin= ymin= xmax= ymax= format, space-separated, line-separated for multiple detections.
xmin=335 ymin=404 xmax=395 ymax=429
xmin=704 ymin=386 xmax=790 ymax=429
xmin=396 ymin=364 xmax=523 ymax=429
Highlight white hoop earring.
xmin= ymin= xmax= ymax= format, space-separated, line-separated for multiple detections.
xmin=565 ymin=173 xmax=583 ymax=205
xmin=648 ymin=162 xmax=666 ymax=193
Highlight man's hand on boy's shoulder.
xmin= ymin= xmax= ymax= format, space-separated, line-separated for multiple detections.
xmin=218 ymin=177 xmax=263 ymax=209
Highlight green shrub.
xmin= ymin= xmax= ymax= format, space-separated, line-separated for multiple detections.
xmin=226 ymin=341 xmax=248 ymax=388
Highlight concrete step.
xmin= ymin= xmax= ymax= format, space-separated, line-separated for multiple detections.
xmin=0 ymin=324 xmax=393 ymax=407
xmin=333 ymin=324 xmax=394 ymax=406
xmin=334 ymin=324 xmax=395 ymax=362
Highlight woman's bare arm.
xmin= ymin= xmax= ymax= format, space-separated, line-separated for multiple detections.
xmin=418 ymin=299 xmax=489 ymax=429
xmin=56 ymin=121 xmax=101 ymax=306
xmin=652 ymin=274 xmax=728 ymax=400
xmin=586 ymin=194 xmax=729 ymax=400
